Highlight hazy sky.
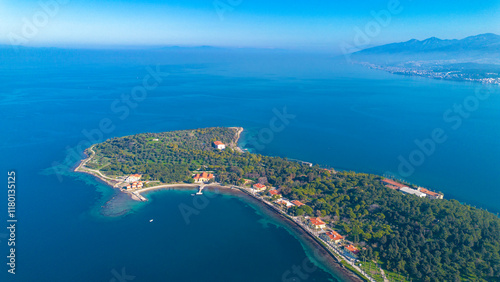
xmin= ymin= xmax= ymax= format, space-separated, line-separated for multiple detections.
xmin=1 ymin=0 xmax=500 ymax=52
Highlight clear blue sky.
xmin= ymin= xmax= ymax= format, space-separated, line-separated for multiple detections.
xmin=1 ymin=0 xmax=499 ymax=52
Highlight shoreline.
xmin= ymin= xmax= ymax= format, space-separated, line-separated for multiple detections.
xmin=234 ymin=188 xmax=363 ymax=282
xmin=73 ymin=126 xmax=362 ymax=281
xmin=231 ymin=126 xmax=245 ymax=153
xmin=74 ymin=127 xmax=247 ymax=202
xmin=135 ymin=184 xmax=362 ymax=282
xmin=74 ymin=145 xmax=122 ymax=188
xmin=73 ymin=177 xmax=363 ymax=281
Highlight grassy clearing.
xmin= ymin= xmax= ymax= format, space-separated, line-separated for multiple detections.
xmin=340 ymin=260 xmax=370 ymax=282
xmin=384 ymin=269 xmax=408 ymax=282
xmin=358 ymin=261 xmax=384 ymax=282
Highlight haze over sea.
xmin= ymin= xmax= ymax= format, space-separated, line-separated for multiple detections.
xmin=1 ymin=48 xmax=499 ymax=281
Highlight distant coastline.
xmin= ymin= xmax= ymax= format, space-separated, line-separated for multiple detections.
xmin=351 ymin=33 xmax=500 ymax=85
xmin=359 ymin=62 xmax=500 ymax=85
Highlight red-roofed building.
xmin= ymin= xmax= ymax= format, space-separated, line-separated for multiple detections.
xmin=253 ymin=183 xmax=266 ymax=192
xmin=382 ymin=178 xmax=406 ymax=190
xmin=193 ymin=172 xmax=214 ymax=183
xmin=307 ymin=217 xmax=326 ymax=230
xmin=213 ymin=141 xmax=226 ymax=150
xmin=344 ymin=245 xmax=360 ymax=258
xmin=125 ymin=181 xmax=144 ymax=190
xmin=418 ymin=187 xmax=443 ymax=199
xmin=320 ymin=230 xmax=344 ymax=244
xmin=291 ymin=200 xmax=305 ymax=207
xmin=275 ymin=199 xmax=294 ymax=208
xmin=269 ymin=189 xmax=280 ymax=197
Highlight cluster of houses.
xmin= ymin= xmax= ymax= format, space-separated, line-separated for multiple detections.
xmin=250 ymin=183 xmax=362 ymax=260
xmin=382 ymin=179 xmax=443 ymax=199
xmin=123 ymin=174 xmax=144 ymax=190
xmin=306 ymin=217 xmax=360 ymax=260
xmin=125 ymin=181 xmax=144 ymax=190
xmin=252 ymin=183 xmax=307 ymax=209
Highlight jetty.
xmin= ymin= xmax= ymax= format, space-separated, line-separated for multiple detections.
xmin=131 ymin=191 xmax=147 ymax=201
xmin=195 ymin=184 xmax=206 ymax=195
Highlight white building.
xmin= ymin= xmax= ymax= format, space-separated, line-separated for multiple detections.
xmin=275 ymin=199 xmax=295 ymax=208
xmin=418 ymin=187 xmax=444 ymax=199
xmin=400 ymin=187 xmax=426 ymax=198
xmin=253 ymin=183 xmax=266 ymax=192
xmin=307 ymin=217 xmax=326 ymax=230
xmin=125 ymin=174 xmax=142 ymax=183
xmin=213 ymin=141 xmax=226 ymax=150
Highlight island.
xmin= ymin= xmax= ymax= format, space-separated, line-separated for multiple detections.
xmin=75 ymin=127 xmax=500 ymax=282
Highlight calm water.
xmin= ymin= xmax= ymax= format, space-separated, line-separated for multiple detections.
xmin=1 ymin=48 xmax=499 ymax=281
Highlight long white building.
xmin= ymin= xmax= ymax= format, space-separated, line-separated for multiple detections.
xmin=400 ymin=187 xmax=426 ymax=198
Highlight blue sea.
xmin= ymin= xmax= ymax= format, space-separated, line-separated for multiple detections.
xmin=1 ymin=47 xmax=499 ymax=281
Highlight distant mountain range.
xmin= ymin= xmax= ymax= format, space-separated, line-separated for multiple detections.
xmin=350 ymin=33 xmax=500 ymax=84
xmin=357 ymin=33 xmax=500 ymax=55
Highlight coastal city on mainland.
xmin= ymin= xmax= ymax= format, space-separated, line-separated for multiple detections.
xmin=87 ymin=138 xmax=445 ymax=281
xmin=361 ymin=63 xmax=500 ymax=85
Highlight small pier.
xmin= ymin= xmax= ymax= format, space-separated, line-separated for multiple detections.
xmin=131 ymin=191 xmax=147 ymax=201
xmin=195 ymin=184 xmax=206 ymax=195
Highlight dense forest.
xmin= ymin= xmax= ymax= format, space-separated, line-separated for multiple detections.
xmin=89 ymin=127 xmax=500 ymax=281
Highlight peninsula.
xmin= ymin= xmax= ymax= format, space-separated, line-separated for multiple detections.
xmin=75 ymin=127 xmax=500 ymax=282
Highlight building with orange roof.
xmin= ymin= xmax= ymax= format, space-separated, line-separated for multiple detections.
xmin=320 ymin=230 xmax=344 ymax=244
xmin=345 ymin=245 xmax=359 ymax=254
xmin=382 ymin=178 xmax=406 ymax=190
xmin=213 ymin=141 xmax=226 ymax=150
xmin=193 ymin=172 xmax=214 ymax=183
xmin=253 ymin=183 xmax=266 ymax=192
xmin=291 ymin=200 xmax=305 ymax=207
xmin=307 ymin=217 xmax=326 ymax=230
xmin=275 ymin=199 xmax=294 ymax=208
xmin=344 ymin=244 xmax=360 ymax=260
xmin=269 ymin=189 xmax=280 ymax=197
xmin=418 ymin=187 xmax=443 ymax=199
xmin=125 ymin=181 xmax=144 ymax=190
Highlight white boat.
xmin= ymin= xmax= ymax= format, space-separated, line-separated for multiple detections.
xmin=149 ymin=219 xmax=153 ymax=222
